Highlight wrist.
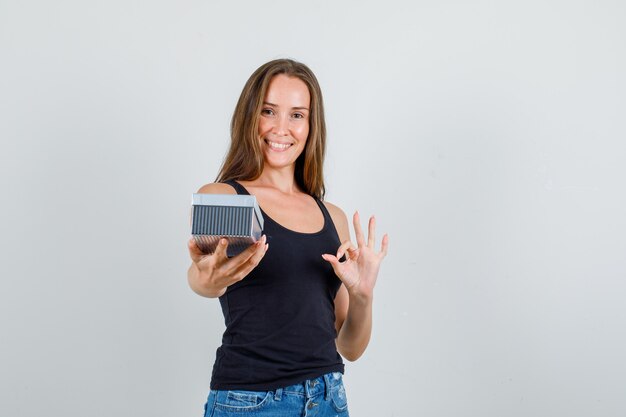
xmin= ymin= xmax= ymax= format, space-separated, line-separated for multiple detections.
xmin=204 ymin=286 xmax=227 ymax=298
xmin=190 ymin=263 xmax=226 ymax=298
xmin=197 ymin=275 xmax=226 ymax=298
xmin=198 ymin=270 xmax=227 ymax=298
xmin=347 ymin=285 xmax=373 ymax=306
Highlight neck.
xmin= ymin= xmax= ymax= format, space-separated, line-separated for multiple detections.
xmin=255 ymin=166 xmax=300 ymax=195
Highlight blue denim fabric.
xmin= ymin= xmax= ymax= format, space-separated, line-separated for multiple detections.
xmin=203 ymin=372 xmax=349 ymax=417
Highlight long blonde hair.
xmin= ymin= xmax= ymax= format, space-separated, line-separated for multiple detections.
xmin=216 ymin=59 xmax=327 ymax=199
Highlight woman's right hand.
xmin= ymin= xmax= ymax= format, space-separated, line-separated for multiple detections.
xmin=187 ymin=235 xmax=268 ymax=298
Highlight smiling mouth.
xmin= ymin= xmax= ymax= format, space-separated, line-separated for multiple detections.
xmin=264 ymin=139 xmax=293 ymax=151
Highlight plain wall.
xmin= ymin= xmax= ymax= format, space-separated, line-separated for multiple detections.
xmin=1 ymin=1 xmax=625 ymax=416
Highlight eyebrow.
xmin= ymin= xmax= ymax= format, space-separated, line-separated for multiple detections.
xmin=263 ymin=101 xmax=310 ymax=111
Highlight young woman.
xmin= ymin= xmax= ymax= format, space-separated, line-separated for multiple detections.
xmin=187 ymin=59 xmax=388 ymax=417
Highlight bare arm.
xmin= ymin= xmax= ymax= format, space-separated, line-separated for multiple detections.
xmin=324 ymin=202 xmax=389 ymax=361
xmin=187 ymin=183 xmax=268 ymax=298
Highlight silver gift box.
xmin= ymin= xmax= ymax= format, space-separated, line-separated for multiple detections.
xmin=191 ymin=193 xmax=264 ymax=257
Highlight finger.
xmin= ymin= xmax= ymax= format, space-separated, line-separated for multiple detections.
xmin=379 ymin=233 xmax=389 ymax=258
xmin=230 ymin=239 xmax=269 ymax=281
xmin=336 ymin=241 xmax=355 ymax=261
xmin=212 ymin=237 xmax=230 ymax=265
xmin=188 ymin=237 xmax=201 ymax=253
xmin=353 ymin=211 xmax=366 ymax=247
xmin=247 ymin=239 xmax=269 ymax=266
xmin=188 ymin=237 xmax=207 ymax=262
xmin=224 ymin=235 xmax=266 ymax=271
xmin=367 ymin=215 xmax=376 ymax=248
xmin=322 ymin=254 xmax=354 ymax=286
xmin=347 ymin=247 xmax=360 ymax=261
xmin=321 ymin=253 xmax=342 ymax=274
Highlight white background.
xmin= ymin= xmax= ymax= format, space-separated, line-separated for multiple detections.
xmin=1 ymin=1 xmax=625 ymax=416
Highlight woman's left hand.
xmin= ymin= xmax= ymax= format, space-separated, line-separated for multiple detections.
xmin=322 ymin=212 xmax=389 ymax=301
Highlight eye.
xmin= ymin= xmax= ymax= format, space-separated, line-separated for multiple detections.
xmin=292 ymin=112 xmax=305 ymax=119
xmin=261 ymin=108 xmax=274 ymax=116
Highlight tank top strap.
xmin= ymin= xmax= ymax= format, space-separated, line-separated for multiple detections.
xmin=314 ymin=197 xmax=333 ymax=225
xmin=222 ymin=179 xmax=249 ymax=195
xmin=314 ymin=197 xmax=345 ymax=260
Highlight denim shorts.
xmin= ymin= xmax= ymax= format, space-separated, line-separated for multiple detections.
xmin=203 ymin=372 xmax=349 ymax=417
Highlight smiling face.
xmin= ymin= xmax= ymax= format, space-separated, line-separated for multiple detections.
xmin=258 ymin=74 xmax=311 ymax=171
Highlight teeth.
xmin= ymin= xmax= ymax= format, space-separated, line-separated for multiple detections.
xmin=267 ymin=140 xmax=291 ymax=150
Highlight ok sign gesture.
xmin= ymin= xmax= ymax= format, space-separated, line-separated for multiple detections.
xmin=322 ymin=212 xmax=389 ymax=301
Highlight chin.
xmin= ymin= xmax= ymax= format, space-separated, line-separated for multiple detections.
xmin=264 ymin=159 xmax=297 ymax=170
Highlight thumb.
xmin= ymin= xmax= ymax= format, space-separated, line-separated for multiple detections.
xmin=321 ymin=253 xmax=341 ymax=273
xmin=188 ymin=237 xmax=206 ymax=261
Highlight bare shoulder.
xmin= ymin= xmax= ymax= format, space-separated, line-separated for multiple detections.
xmin=323 ymin=200 xmax=346 ymax=220
xmin=323 ymin=200 xmax=350 ymax=243
xmin=196 ymin=182 xmax=237 ymax=194
xmin=188 ymin=183 xmax=236 ymax=226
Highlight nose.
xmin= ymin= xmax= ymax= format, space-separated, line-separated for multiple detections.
xmin=272 ymin=114 xmax=289 ymax=136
